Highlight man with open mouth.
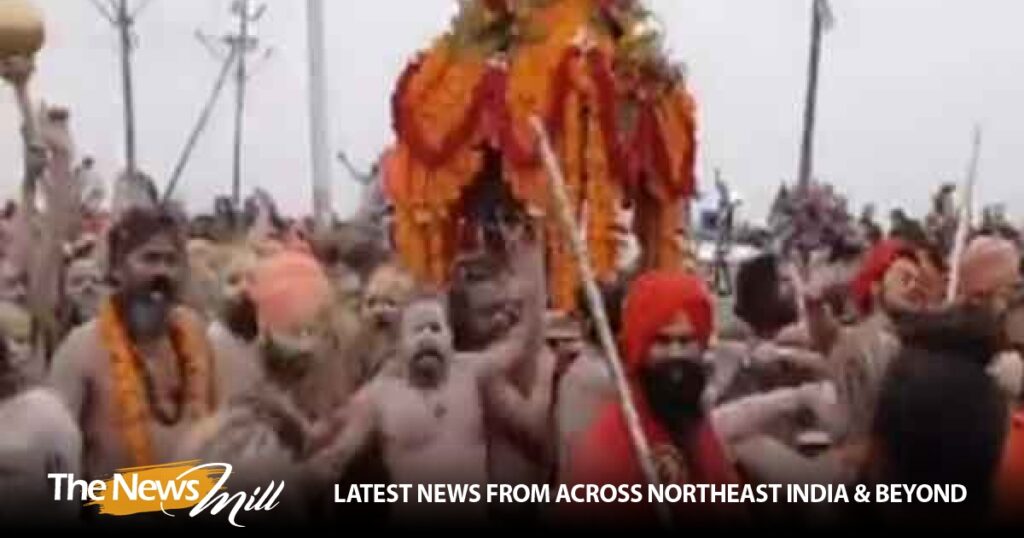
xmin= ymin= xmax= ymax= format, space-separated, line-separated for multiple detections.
xmin=49 ymin=207 xmax=216 ymax=480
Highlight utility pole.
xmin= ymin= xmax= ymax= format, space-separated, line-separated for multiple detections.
xmin=227 ymin=0 xmax=267 ymax=209
xmin=307 ymin=0 xmax=333 ymax=230
xmin=797 ymin=0 xmax=834 ymax=192
xmin=88 ymin=0 xmax=154 ymax=175
xmin=161 ymin=35 xmax=239 ymax=203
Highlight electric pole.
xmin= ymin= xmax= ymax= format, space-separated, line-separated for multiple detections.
xmin=161 ymin=32 xmax=239 ymax=203
xmin=307 ymin=0 xmax=333 ymax=230
xmin=87 ymin=0 xmax=155 ymax=175
xmin=797 ymin=0 xmax=834 ymax=192
xmin=226 ymin=0 xmax=268 ymax=209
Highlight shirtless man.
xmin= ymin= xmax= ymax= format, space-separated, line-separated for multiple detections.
xmin=49 ymin=208 xmax=216 ymax=478
xmin=448 ymin=224 xmax=555 ymax=491
xmin=355 ymin=263 xmax=416 ymax=384
xmin=208 ymin=246 xmax=262 ymax=405
xmin=310 ymin=290 xmax=531 ymax=522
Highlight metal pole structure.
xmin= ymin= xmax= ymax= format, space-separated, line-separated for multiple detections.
xmin=230 ymin=0 xmax=250 ymax=209
xmin=797 ymin=0 xmax=826 ymax=192
xmin=162 ymin=48 xmax=238 ymax=203
xmin=115 ymin=0 xmax=138 ymax=174
xmin=306 ymin=0 xmax=333 ymax=230
xmin=530 ymin=117 xmax=671 ymax=527
xmin=89 ymin=0 xmax=151 ymax=174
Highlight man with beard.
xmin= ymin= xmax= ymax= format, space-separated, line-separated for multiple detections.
xmin=564 ymin=270 xmax=740 ymax=524
xmin=448 ymin=224 xmax=554 ymax=495
xmin=309 ymin=288 xmax=535 ymax=523
xmin=48 ymin=208 xmax=216 ymax=478
xmin=713 ymin=254 xmax=830 ymax=403
xmin=706 ymin=254 xmax=837 ymax=461
xmin=180 ymin=251 xmax=341 ymax=521
xmin=802 ymin=239 xmax=943 ymax=446
xmin=246 ymin=250 xmax=356 ymax=423
xmin=208 ymin=246 xmax=262 ymax=405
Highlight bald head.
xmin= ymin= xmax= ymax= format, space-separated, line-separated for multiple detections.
xmin=960 ymin=236 xmax=1022 ymax=311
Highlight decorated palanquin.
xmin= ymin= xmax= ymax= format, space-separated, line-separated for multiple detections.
xmin=384 ymin=0 xmax=698 ymax=311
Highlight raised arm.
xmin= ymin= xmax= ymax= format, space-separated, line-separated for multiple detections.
xmin=791 ymin=262 xmax=841 ymax=355
xmin=468 ymin=223 xmax=547 ymax=380
xmin=712 ymin=381 xmax=838 ymax=445
xmin=30 ymin=105 xmax=79 ymax=351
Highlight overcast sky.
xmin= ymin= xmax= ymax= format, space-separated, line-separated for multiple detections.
xmin=3 ymin=0 xmax=1024 ymax=222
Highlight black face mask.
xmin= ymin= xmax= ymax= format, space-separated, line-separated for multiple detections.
xmin=641 ymin=360 xmax=708 ymax=433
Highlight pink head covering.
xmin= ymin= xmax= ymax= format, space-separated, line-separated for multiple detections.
xmin=960 ymin=236 xmax=1021 ymax=299
xmin=249 ymin=251 xmax=330 ymax=331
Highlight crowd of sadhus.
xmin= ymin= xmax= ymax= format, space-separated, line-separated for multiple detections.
xmin=3 ymin=59 xmax=1024 ymax=531
xmin=1 ymin=182 xmax=1023 ymax=528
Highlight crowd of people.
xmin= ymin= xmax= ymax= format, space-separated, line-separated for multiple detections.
xmin=3 ymin=52 xmax=1024 ymax=529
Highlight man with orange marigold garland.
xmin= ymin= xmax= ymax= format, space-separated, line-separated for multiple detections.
xmin=49 ymin=207 xmax=216 ymax=479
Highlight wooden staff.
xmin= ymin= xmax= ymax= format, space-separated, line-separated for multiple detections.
xmin=530 ymin=117 xmax=671 ymax=526
xmin=945 ymin=126 xmax=982 ymax=305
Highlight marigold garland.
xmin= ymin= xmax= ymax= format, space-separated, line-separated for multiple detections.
xmin=98 ymin=298 xmax=215 ymax=466
xmin=388 ymin=0 xmax=700 ymax=308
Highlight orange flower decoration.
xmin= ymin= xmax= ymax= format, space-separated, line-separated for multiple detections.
xmin=98 ymin=298 xmax=215 ymax=466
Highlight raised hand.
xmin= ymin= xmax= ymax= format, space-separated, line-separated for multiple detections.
xmin=0 ymin=55 xmax=34 ymax=88
xmin=36 ymin=103 xmax=73 ymax=157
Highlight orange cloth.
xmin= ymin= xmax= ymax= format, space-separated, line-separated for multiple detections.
xmin=995 ymin=411 xmax=1024 ymax=521
xmin=249 ymin=252 xmax=330 ymax=331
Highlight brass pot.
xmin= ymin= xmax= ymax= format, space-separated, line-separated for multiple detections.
xmin=0 ymin=0 xmax=45 ymax=58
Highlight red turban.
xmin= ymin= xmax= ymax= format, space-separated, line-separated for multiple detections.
xmin=620 ymin=270 xmax=713 ymax=375
xmin=851 ymin=239 xmax=914 ymax=315
xmin=564 ymin=270 xmax=739 ymax=523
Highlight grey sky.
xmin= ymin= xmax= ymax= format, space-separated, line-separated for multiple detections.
xmin=3 ymin=0 xmax=1024 ymax=223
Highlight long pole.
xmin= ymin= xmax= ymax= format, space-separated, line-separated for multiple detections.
xmin=530 ymin=117 xmax=671 ymax=527
xmin=116 ymin=0 xmax=138 ymax=174
xmin=231 ymin=0 xmax=252 ymax=209
xmin=797 ymin=0 xmax=824 ymax=192
xmin=945 ymin=126 xmax=983 ymax=304
xmin=162 ymin=49 xmax=238 ymax=203
xmin=306 ymin=0 xmax=333 ymax=230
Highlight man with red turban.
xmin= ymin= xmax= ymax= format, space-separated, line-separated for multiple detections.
xmin=795 ymin=238 xmax=946 ymax=462
xmin=564 ymin=270 xmax=739 ymax=523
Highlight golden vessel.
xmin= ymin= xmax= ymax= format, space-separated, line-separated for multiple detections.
xmin=0 ymin=0 xmax=45 ymax=58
